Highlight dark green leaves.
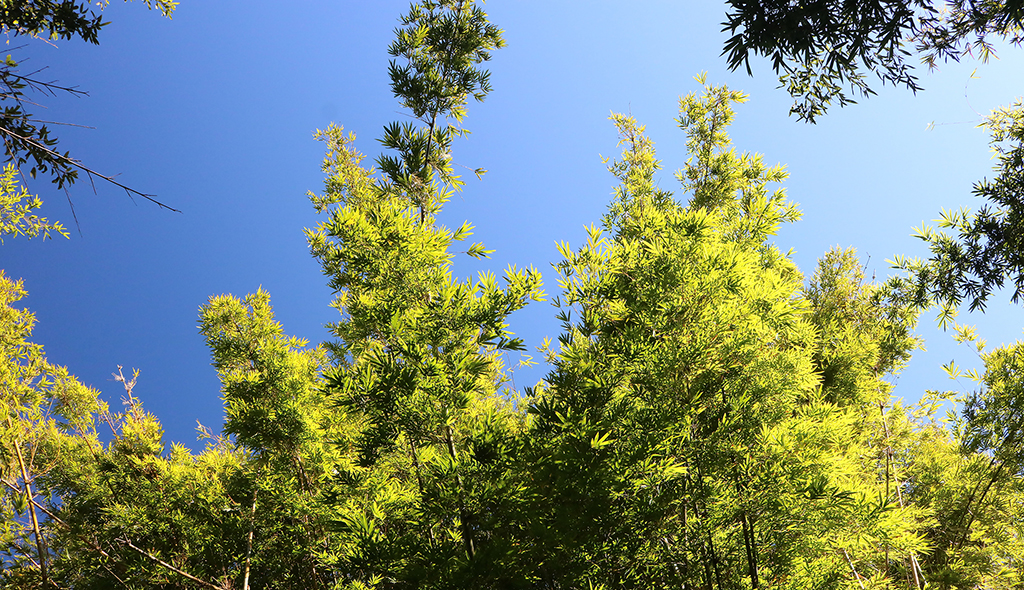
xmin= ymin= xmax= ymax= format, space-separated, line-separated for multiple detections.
xmin=896 ymin=102 xmax=1024 ymax=315
xmin=721 ymin=0 xmax=1023 ymax=122
xmin=388 ymin=0 xmax=504 ymax=122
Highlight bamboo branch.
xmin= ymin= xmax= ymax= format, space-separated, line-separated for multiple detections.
xmin=952 ymin=454 xmax=997 ymax=549
xmin=878 ymin=394 xmax=922 ymax=590
xmin=408 ymin=438 xmax=436 ymax=546
xmin=444 ymin=424 xmax=475 ymax=560
xmin=879 ymin=400 xmax=891 ymax=575
xmin=955 ymin=461 xmax=1005 ymax=553
xmin=0 ymin=125 xmax=180 ymax=212
xmin=694 ymin=462 xmax=724 ymax=590
xmin=843 ymin=549 xmax=865 ymax=590
xmin=118 ymin=538 xmax=222 ymax=590
xmin=2 ymin=479 xmax=67 ymax=526
xmin=733 ymin=462 xmax=759 ymax=590
xmin=2 ymin=480 xmax=134 ymax=589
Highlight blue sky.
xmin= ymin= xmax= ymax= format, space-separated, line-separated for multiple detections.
xmin=3 ymin=1 xmax=1024 ymax=447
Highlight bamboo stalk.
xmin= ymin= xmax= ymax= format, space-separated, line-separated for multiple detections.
xmin=243 ymin=488 xmax=258 ymax=590
xmin=445 ymin=424 xmax=475 ymax=559
xmin=8 ymin=415 xmax=49 ymax=588
xmin=879 ymin=401 xmax=891 ymax=575
xmin=878 ymin=397 xmax=921 ymax=590
xmin=955 ymin=461 xmax=1005 ymax=553
xmin=408 ymin=438 xmax=436 ymax=545
xmin=843 ymin=549 xmax=865 ymax=590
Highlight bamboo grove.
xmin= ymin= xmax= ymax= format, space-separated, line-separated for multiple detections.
xmin=3 ymin=1 xmax=1024 ymax=589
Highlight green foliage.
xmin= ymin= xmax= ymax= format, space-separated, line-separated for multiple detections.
xmin=3 ymin=4 xmax=1024 ymax=590
xmin=803 ymin=247 xmax=920 ymax=405
xmin=302 ymin=2 xmax=544 ymax=587
xmin=200 ymin=290 xmax=355 ymax=589
xmin=387 ymin=0 xmax=503 ymax=122
xmin=900 ymin=354 xmax=1024 ymax=590
xmin=898 ymin=101 xmax=1024 ymax=315
xmin=722 ymin=0 xmax=1023 ymax=121
xmin=676 ymin=74 xmax=797 ymax=228
xmin=0 ymin=271 xmax=244 ymax=589
xmin=1 ymin=0 xmax=176 ymax=43
xmin=960 ymin=340 xmax=1024 ymax=471
xmin=0 ymin=163 xmax=65 ymax=241
xmin=518 ymin=80 xmax=923 ymax=590
xmin=376 ymin=0 xmax=504 ymax=222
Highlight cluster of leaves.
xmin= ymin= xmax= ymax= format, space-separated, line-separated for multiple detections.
xmin=2 ymin=2 xmax=1024 ymax=590
xmin=722 ymin=0 xmax=1023 ymax=121
xmin=0 ymin=163 xmax=65 ymax=241
xmin=897 ymin=100 xmax=1024 ymax=322
xmin=1 ymin=0 xmax=176 ymax=42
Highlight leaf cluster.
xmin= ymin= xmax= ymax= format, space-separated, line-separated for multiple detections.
xmin=897 ymin=101 xmax=1024 ymax=317
xmin=721 ymin=0 xmax=1023 ymax=121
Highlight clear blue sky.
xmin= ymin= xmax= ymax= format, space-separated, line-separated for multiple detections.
xmin=4 ymin=1 xmax=1024 ymax=447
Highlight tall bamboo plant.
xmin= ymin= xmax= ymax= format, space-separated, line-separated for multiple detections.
xmin=305 ymin=1 xmax=543 ymax=586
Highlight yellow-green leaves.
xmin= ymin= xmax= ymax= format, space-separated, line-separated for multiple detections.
xmin=529 ymin=77 xmax=827 ymax=590
xmin=0 ymin=164 xmax=66 ymax=242
xmin=803 ymin=247 xmax=921 ymax=406
xmin=465 ymin=242 xmax=493 ymax=259
xmin=677 ymin=77 xmax=798 ymax=241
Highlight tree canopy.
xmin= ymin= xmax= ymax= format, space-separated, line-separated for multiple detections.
xmin=722 ymin=1 xmax=1024 ymax=329
xmin=2 ymin=1 xmax=1024 ymax=590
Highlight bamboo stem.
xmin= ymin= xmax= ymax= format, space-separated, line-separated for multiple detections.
xmin=8 ymin=415 xmax=49 ymax=588
xmin=956 ymin=462 xmax=1005 ymax=553
xmin=843 ymin=549 xmax=865 ymax=590
xmin=445 ymin=424 xmax=475 ymax=559
xmin=408 ymin=438 xmax=436 ymax=545
xmin=878 ymin=398 xmax=921 ymax=590
xmin=879 ymin=401 xmax=891 ymax=575
xmin=243 ymin=488 xmax=258 ymax=590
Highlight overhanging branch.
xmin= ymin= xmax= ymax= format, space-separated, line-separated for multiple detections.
xmin=0 ymin=125 xmax=181 ymax=212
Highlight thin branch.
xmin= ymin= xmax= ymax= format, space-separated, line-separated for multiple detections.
xmin=878 ymin=393 xmax=923 ymax=590
xmin=843 ymin=549 xmax=865 ymax=590
xmin=63 ymin=186 xmax=82 ymax=236
xmin=118 ymin=538 xmax=222 ymax=590
xmin=1 ymin=479 xmax=68 ymax=528
xmin=2 ymin=65 xmax=90 ymax=98
xmin=17 ymin=118 xmax=96 ymax=129
xmin=444 ymin=424 xmax=475 ymax=560
xmin=0 ymin=94 xmax=49 ymax=109
xmin=0 ymin=125 xmax=180 ymax=212
xmin=2 ymin=480 xmax=133 ymax=589
xmin=955 ymin=461 xmax=1005 ymax=553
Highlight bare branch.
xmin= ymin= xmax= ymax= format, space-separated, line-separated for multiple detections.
xmin=18 ymin=119 xmax=96 ymax=129
xmin=7 ymin=72 xmax=89 ymax=98
xmin=842 ymin=549 xmax=865 ymax=590
xmin=63 ymin=186 xmax=82 ymax=236
xmin=0 ymin=125 xmax=181 ymax=212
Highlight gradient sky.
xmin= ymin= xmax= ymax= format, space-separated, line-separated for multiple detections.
xmin=3 ymin=1 xmax=1024 ymax=447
